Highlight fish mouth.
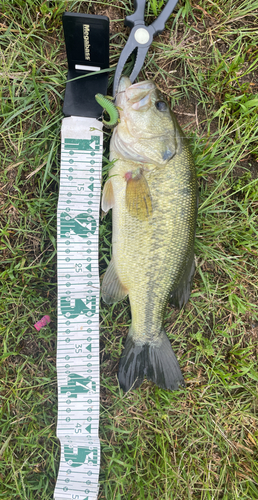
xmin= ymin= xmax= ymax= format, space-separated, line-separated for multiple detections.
xmin=126 ymin=80 xmax=155 ymax=110
xmin=116 ymin=78 xmax=155 ymax=110
xmin=117 ymin=77 xmax=155 ymax=94
xmin=128 ymin=80 xmax=155 ymax=90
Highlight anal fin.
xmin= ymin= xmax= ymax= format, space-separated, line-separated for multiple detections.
xmin=101 ymin=258 xmax=128 ymax=304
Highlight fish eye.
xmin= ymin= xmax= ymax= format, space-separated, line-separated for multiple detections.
xmin=155 ymin=100 xmax=167 ymax=112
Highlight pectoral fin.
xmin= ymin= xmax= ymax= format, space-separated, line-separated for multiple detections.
xmin=125 ymin=171 xmax=152 ymax=221
xmin=101 ymin=179 xmax=115 ymax=215
xmin=101 ymin=258 xmax=128 ymax=304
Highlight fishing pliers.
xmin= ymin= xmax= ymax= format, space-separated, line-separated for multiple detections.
xmin=113 ymin=0 xmax=179 ymax=96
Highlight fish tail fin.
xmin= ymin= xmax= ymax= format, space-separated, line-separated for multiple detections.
xmin=118 ymin=328 xmax=185 ymax=392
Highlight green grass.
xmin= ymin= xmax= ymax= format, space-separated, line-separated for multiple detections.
xmin=0 ymin=0 xmax=258 ymax=499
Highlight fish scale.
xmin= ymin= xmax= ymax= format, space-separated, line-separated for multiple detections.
xmin=101 ymin=77 xmax=197 ymax=392
xmin=120 ymin=154 xmax=195 ymax=339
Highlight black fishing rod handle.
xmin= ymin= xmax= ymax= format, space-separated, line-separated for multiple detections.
xmin=125 ymin=0 xmax=147 ymax=28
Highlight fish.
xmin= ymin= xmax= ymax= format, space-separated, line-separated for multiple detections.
xmin=101 ymin=77 xmax=197 ymax=392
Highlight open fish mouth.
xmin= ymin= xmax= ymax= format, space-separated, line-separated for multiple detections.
xmin=116 ymin=77 xmax=155 ymax=109
xmin=126 ymin=80 xmax=155 ymax=93
xmin=129 ymin=80 xmax=155 ymax=88
xmin=126 ymin=80 xmax=155 ymax=109
xmin=117 ymin=77 xmax=154 ymax=93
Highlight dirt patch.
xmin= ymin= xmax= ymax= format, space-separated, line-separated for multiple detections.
xmin=88 ymin=4 xmax=126 ymax=36
xmin=234 ymin=156 xmax=258 ymax=179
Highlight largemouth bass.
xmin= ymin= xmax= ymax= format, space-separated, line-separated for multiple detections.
xmin=101 ymin=77 xmax=197 ymax=392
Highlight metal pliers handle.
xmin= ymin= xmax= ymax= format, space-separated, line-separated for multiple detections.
xmin=113 ymin=0 xmax=179 ymax=96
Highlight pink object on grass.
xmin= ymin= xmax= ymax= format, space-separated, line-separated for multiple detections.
xmin=34 ymin=315 xmax=51 ymax=331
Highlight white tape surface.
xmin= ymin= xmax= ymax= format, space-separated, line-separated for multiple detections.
xmin=54 ymin=116 xmax=103 ymax=500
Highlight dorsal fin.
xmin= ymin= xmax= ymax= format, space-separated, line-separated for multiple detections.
xmin=170 ymin=250 xmax=195 ymax=309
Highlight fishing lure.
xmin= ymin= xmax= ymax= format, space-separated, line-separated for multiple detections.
xmin=95 ymin=94 xmax=119 ymax=128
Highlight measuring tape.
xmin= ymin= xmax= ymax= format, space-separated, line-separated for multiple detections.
xmin=54 ymin=116 xmax=103 ymax=500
